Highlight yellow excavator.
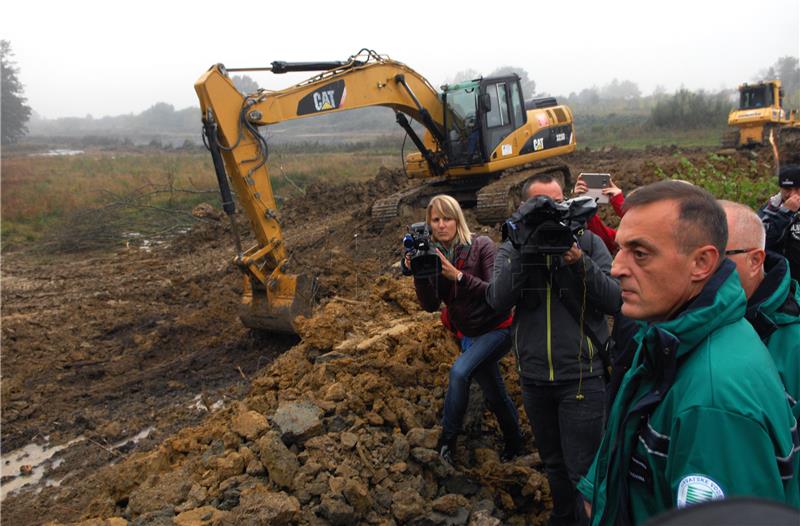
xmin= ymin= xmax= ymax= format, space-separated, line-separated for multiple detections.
xmin=194 ymin=49 xmax=577 ymax=333
xmin=723 ymin=79 xmax=800 ymax=157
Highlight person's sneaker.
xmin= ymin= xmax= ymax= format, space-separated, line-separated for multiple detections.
xmin=500 ymin=436 xmax=524 ymax=462
xmin=437 ymin=436 xmax=457 ymax=466
xmin=439 ymin=443 xmax=456 ymax=466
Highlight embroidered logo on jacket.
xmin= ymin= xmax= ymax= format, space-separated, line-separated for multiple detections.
xmin=677 ymin=475 xmax=724 ymax=507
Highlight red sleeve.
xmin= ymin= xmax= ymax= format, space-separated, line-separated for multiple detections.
xmin=587 ymin=214 xmax=618 ymax=253
xmin=611 ymin=193 xmax=625 ymax=218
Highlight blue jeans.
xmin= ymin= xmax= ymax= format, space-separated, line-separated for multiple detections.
xmin=521 ymin=376 xmax=605 ymax=526
xmin=441 ymin=328 xmax=522 ymax=444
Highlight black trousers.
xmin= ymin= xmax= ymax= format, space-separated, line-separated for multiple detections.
xmin=521 ymin=376 xmax=605 ymax=526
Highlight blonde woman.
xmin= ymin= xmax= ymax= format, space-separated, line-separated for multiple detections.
xmin=402 ymin=194 xmax=523 ymax=465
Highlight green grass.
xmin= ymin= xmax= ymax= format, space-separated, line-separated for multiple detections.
xmin=574 ymin=114 xmax=726 ymax=149
xmin=653 ymin=153 xmax=775 ymax=209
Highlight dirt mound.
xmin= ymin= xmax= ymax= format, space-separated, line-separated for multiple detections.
xmin=6 ymin=276 xmax=548 ymax=526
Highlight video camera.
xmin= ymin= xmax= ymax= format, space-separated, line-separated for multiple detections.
xmin=502 ymin=196 xmax=597 ymax=255
xmin=402 ymin=222 xmax=442 ymax=278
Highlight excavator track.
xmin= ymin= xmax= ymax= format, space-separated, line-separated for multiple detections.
xmin=371 ymin=164 xmax=573 ymax=228
xmin=475 ymin=164 xmax=572 ymax=225
xmin=371 ymin=185 xmax=433 ymax=226
xmin=370 ymin=175 xmax=493 ymax=229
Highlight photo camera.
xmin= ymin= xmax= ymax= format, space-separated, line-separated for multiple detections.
xmin=403 ymin=222 xmax=441 ymax=278
xmin=502 ymin=196 xmax=597 ymax=255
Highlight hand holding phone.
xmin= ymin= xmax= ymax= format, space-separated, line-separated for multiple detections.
xmin=578 ymin=173 xmax=612 ymax=204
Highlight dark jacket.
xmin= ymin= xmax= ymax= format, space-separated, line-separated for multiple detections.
xmin=487 ymin=230 xmax=621 ymax=382
xmin=747 ymin=252 xmax=800 ymax=419
xmin=759 ymin=194 xmax=800 ymax=281
xmin=410 ymin=235 xmax=512 ymax=338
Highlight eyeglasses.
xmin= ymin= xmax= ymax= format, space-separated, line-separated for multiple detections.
xmin=725 ymin=248 xmax=757 ymax=256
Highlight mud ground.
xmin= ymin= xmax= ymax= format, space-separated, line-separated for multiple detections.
xmin=0 ymin=147 xmax=775 ymax=525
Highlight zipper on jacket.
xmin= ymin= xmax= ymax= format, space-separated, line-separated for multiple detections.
xmin=588 ymin=337 xmax=594 ymax=373
xmin=546 ymin=256 xmax=554 ymax=381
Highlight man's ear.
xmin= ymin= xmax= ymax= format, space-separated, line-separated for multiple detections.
xmin=689 ymin=245 xmax=721 ymax=283
xmin=748 ymin=249 xmax=766 ymax=278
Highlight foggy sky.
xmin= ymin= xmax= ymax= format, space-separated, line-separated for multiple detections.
xmin=2 ymin=0 xmax=798 ymax=119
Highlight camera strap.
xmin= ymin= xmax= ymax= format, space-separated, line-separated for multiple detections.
xmin=454 ymin=243 xmax=471 ymax=271
xmin=551 ymin=270 xmax=613 ymax=377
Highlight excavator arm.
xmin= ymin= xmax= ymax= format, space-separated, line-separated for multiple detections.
xmin=194 ymin=50 xmax=451 ymax=332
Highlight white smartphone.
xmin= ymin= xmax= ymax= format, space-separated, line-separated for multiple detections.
xmin=579 ymin=173 xmax=611 ymax=204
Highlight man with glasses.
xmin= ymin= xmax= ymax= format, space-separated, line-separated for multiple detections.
xmin=759 ymin=164 xmax=800 ymax=281
xmin=721 ymin=200 xmax=800 ymax=419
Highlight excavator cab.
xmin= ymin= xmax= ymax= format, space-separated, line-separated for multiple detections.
xmin=442 ymin=76 xmax=527 ymax=166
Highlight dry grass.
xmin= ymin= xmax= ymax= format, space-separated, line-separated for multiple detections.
xmin=1 ymin=148 xmax=402 ymax=249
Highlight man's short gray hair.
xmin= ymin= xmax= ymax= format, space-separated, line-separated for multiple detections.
xmin=719 ymin=200 xmax=766 ymax=250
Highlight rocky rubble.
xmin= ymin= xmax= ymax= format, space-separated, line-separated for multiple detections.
xmin=45 ymin=276 xmax=550 ymax=525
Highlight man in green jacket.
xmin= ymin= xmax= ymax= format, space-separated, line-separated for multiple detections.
xmin=577 ymin=181 xmax=800 ymax=525
xmin=721 ymin=200 xmax=800 ymax=419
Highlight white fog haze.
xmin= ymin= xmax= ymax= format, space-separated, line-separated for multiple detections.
xmin=1 ymin=0 xmax=798 ymax=119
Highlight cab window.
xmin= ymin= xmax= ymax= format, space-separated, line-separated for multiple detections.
xmin=486 ymin=83 xmax=511 ymax=128
xmin=511 ymin=82 xmax=525 ymax=126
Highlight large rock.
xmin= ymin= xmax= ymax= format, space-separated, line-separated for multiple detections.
xmin=271 ymin=401 xmax=323 ymax=444
xmin=391 ymin=488 xmax=426 ymax=523
xmin=230 ymin=410 xmax=269 ymax=441
xmin=342 ymin=478 xmax=372 ymax=515
xmin=127 ymin=468 xmax=192 ymax=515
xmin=173 ymin=506 xmax=228 ymax=526
xmin=212 ymin=452 xmax=245 ymax=481
xmin=406 ymin=427 xmax=439 ymax=449
xmin=222 ymin=485 xmax=300 ymax=526
xmin=467 ymin=510 xmax=501 ymax=526
xmin=319 ymin=495 xmax=357 ymax=525
xmin=432 ymin=494 xmax=469 ymax=515
xmin=391 ymin=433 xmax=410 ymax=461
xmin=256 ymin=431 xmax=299 ymax=489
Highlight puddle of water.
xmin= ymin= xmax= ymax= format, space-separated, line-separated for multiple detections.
xmin=122 ymin=232 xmax=164 ymax=252
xmin=29 ymin=149 xmax=84 ymax=157
xmin=111 ymin=427 xmax=154 ymax=450
xmin=1 ymin=426 xmax=156 ymax=501
xmin=188 ymin=394 xmax=224 ymax=412
xmin=0 ymin=437 xmax=83 ymax=501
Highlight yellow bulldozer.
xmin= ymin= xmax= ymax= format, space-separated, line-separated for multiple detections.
xmin=194 ymin=49 xmax=577 ymax=333
xmin=723 ymin=79 xmax=800 ymax=159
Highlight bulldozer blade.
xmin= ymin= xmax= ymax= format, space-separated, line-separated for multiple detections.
xmin=237 ymin=272 xmax=318 ymax=334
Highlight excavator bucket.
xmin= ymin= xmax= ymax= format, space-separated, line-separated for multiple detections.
xmin=237 ymin=272 xmax=317 ymax=333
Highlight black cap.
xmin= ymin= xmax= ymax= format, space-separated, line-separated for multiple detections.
xmin=778 ymin=165 xmax=800 ymax=188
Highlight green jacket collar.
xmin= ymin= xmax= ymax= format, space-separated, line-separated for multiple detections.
xmin=748 ymin=252 xmax=800 ymax=328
